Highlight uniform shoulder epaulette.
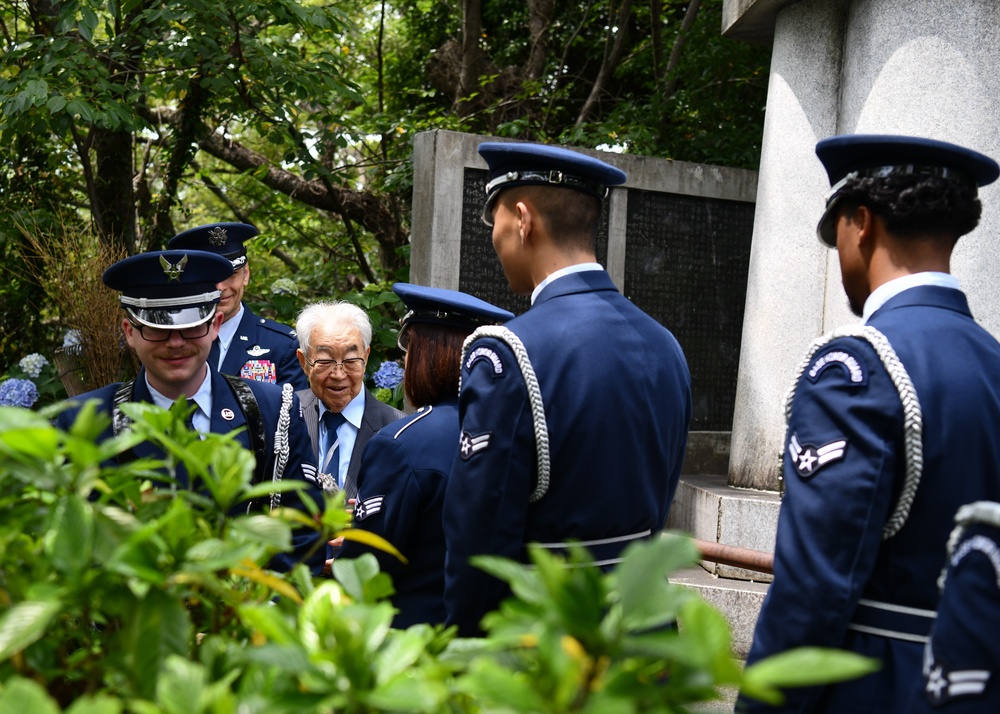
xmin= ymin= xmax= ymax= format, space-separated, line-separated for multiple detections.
xmin=256 ymin=316 xmax=297 ymax=339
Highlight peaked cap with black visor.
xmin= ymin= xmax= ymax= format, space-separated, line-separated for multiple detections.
xmin=478 ymin=142 xmax=627 ymax=226
xmin=166 ymin=222 xmax=259 ymax=272
xmin=393 ymin=283 xmax=514 ymax=352
xmin=815 ymin=134 xmax=1000 ymax=247
xmin=103 ymin=250 xmax=234 ymax=330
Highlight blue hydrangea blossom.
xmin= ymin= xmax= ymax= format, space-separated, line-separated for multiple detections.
xmin=372 ymin=360 xmax=404 ymax=389
xmin=0 ymin=378 xmax=39 ymax=408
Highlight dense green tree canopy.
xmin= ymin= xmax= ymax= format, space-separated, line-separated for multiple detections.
xmin=0 ymin=0 xmax=769 ymax=366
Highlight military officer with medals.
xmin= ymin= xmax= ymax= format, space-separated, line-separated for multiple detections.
xmin=339 ymin=283 xmax=513 ymax=628
xmin=740 ymin=136 xmax=1000 ymax=713
xmin=54 ymin=249 xmax=324 ymax=574
xmin=442 ymin=142 xmax=693 ymax=636
xmin=167 ymin=222 xmax=308 ymax=391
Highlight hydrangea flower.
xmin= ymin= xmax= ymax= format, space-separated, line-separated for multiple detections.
xmin=270 ymin=278 xmax=299 ymax=296
xmin=19 ymin=353 xmax=49 ymax=378
xmin=374 ymin=387 xmax=394 ymax=405
xmin=63 ymin=329 xmax=83 ymax=349
xmin=0 ymin=378 xmax=39 ymax=408
xmin=372 ymin=360 xmax=404 ymax=389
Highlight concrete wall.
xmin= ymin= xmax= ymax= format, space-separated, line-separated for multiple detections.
xmin=727 ymin=0 xmax=1000 ymax=490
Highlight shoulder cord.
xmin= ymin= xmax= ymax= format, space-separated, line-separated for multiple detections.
xmin=268 ymin=382 xmax=294 ymax=511
xmin=783 ymin=325 xmax=923 ymax=540
xmin=222 ymin=375 xmax=268 ymax=489
xmin=460 ymin=326 xmax=551 ymax=503
xmin=112 ymin=379 xmax=138 ymax=465
xmin=939 ymin=500 xmax=1000 ymax=590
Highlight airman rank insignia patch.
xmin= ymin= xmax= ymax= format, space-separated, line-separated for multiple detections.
xmin=465 ymin=346 xmax=504 ymax=374
xmin=241 ymin=360 xmax=276 ymax=383
xmin=923 ymin=655 xmax=991 ymax=706
xmin=354 ymin=495 xmax=384 ymax=521
xmin=788 ymin=433 xmax=847 ymax=478
xmin=807 ymin=347 xmax=867 ymax=384
xmin=247 ymin=345 xmax=271 ymax=357
xmin=460 ymin=431 xmax=491 ymax=460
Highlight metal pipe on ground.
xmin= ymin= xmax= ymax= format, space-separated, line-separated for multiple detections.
xmin=692 ymin=538 xmax=774 ymax=575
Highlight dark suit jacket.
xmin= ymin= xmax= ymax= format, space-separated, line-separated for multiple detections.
xmin=296 ymin=386 xmax=404 ymax=499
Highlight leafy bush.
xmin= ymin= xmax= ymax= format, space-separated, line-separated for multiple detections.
xmin=0 ymin=403 xmax=877 ymax=712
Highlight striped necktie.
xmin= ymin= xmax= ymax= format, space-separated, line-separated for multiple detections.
xmin=321 ymin=410 xmax=346 ymax=486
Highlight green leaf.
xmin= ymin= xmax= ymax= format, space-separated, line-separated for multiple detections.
xmin=616 ymin=535 xmax=699 ymax=630
xmin=124 ymin=589 xmax=193 ymax=699
xmin=65 ymin=694 xmax=125 ymax=714
xmin=156 ymin=655 xmax=206 ymax=714
xmin=230 ymin=514 xmax=293 ymax=551
xmin=456 ymin=658 xmax=547 ymax=711
xmin=0 ymin=677 xmax=60 ymax=714
xmin=740 ymin=647 xmax=881 ymax=705
xmin=45 ymin=494 xmax=93 ymax=576
xmin=0 ymin=600 xmax=62 ymax=660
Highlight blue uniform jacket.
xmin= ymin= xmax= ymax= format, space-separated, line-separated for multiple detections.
xmin=909 ymin=505 xmax=1000 ymax=712
xmin=340 ymin=399 xmax=458 ymax=628
xmin=443 ymin=270 xmax=692 ymax=635
xmin=55 ymin=367 xmax=324 ymax=573
xmin=219 ymin=305 xmax=308 ymax=391
xmin=743 ymin=286 xmax=1000 ymax=713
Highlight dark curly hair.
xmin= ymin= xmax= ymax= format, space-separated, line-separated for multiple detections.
xmin=836 ymin=173 xmax=982 ymax=241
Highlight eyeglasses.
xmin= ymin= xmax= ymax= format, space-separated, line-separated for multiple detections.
xmin=129 ymin=321 xmax=212 ymax=342
xmin=305 ymin=356 xmax=366 ymax=374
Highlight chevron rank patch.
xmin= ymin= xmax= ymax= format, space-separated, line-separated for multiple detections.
xmin=465 ymin=346 xmax=504 ymax=375
xmin=807 ymin=347 xmax=867 ymax=385
xmin=923 ymin=653 xmax=991 ymax=706
xmin=354 ymin=495 xmax=385 ymax=521
xmin=788 ymin=433 xmax=847 ymax=478
xmin=459 ymin=431 xmax=491 ymax=460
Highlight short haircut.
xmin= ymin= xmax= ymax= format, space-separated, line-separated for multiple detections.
xmin=295 ymin=301 xmax=373 ymax=354
xmin=502 ymin=185 xmax=602 ymax=252
xmin=837 ymin=173 xmax=983 ymax=242
xmin=403 ymin=323 xmax=469 ymax=408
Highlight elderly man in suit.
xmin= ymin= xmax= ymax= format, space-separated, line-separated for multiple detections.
xmin=294 ymin=301 xmax=403 ymax=500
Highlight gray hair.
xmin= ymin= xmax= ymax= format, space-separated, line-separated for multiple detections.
xmin=295 ymin=301 xmax=373 ymax=355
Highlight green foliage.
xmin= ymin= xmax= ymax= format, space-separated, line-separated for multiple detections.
xmin=0 ymin=406 xmax=877 ymax=711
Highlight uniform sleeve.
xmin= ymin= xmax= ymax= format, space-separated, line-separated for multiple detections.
xmin=276 ymin=333 xmax=309 ymax=392
xmin=339 ymin=432 xmax=422 ymax=582
xmin=743 ymin=339 xmax=901 ymax=712
xmin=268 ymin=391 xmax=326 ymax=575
xmin=443 ymin=336 xmax=535 ymax=636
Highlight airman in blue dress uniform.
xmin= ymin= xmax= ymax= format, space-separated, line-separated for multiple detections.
xmin=442 ymin=142 xmax=692 ymax=636
xmin=741 ymin=136 xmax=1000 ymax=712
xmin=340 ymin=283 xmax=513 ymax=628
xmin=55 ymin=249 xmax=324 ymax=573
xmin=167 ymin=222 xmax=308 ymax=391
xmin=909 ymin=501 xmax=1000 ymax=712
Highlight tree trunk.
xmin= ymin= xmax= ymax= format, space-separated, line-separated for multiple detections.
xmin=91 ymin=128 xmax=136 ymax=257
xmin=526 ymin=0 xmax=556 ymax=81
xmin=575 ymin=0 xmax=634 ymax=128
xmin=457 ymin=0 xmax=483 ymax=112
